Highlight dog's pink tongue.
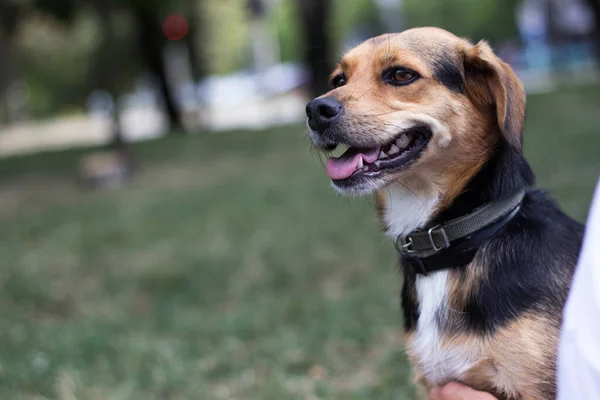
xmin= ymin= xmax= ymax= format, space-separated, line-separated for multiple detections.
xmin=326 ymin=147 xmax=380 ymax=180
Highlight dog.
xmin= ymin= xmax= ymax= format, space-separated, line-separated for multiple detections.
xmin=305 ymin=27 xmax=584 ymax=400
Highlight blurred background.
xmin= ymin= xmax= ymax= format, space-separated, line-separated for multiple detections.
xmin=0 ymin=0 xmax=599 ymax=398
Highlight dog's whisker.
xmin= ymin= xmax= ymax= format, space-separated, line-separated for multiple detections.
xmin=307 ymin=142 xmax=330 ymax=168
xmin=353 ymin=110 xmax=405 ymax=118
xmin=355 ymin=84 xmax=376 ymax=101
xmin=399 ymin=182 xmax=424 ymax=203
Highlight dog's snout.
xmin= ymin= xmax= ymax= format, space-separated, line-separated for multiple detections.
xmin=306 ymin=97 xmax=343 ymax=133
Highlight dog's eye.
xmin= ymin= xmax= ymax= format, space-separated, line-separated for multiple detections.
xmin=383 ymin=67 xmax=419 ymax=86
xmin=393 ymin=70 xmax=415 ymax=82
xmin=331 ymin=74 xmax=347 ymax=88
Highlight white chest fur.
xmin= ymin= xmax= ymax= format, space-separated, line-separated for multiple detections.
xmin=382 ymin=182 xmax=480 ymax=385
xmin=382 ymin=182 xmax=440 ymax=237
xmin=408 ymin=272 xmax=480 ymax=385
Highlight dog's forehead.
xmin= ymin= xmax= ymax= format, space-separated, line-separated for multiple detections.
xmin=340 ymin=28 xmax=466 ymax=92
xmin=348 ymin=29 xmax=460 ymax=63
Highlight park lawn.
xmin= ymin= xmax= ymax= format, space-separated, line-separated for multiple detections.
xmin=0 ymin=84 xmax=599 ymax=400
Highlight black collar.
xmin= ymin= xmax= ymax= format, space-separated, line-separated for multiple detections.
xmin=395 ymin=191 xmax=526 ymax=275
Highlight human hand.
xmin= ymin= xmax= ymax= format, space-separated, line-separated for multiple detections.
xmin=429 ymin=382 xmax=498 ymax=400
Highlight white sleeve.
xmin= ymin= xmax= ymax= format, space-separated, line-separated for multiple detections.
xmin=557 ymin=179 xmax=600 ymax=400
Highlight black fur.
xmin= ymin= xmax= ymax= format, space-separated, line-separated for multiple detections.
xmin=401 ymin=268 xmax=419 ymax=331
xmin=432 ymin=58 xmax=465 ymax=93
xmin=462 ymin=192 xmax=583 ymax=333
xmin=400 ymin=137 xmax=584 ymax=334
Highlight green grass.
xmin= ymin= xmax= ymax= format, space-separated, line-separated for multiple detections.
xmin=0 ymin=84 xmax=599 ymax=400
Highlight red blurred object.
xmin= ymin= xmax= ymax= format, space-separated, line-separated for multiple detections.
xmin=162 ymin=14 xmax=189 ymax=41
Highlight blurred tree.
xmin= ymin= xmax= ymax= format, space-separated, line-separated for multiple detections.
xmin=0 ymin=1 xmax=22 ymax=124
xmin=270 ymin=0 xmax=300 ymax=64
xmin=584 ymin=0 xmax=600 ymax=60
xmin=248 ymin=0 xmax=279 ymax=72
xmin=297 ymin=0 xmax=334 ymax=97
xmin=332 ymin=0 xmax=384 ymax=48
xmin=201 ymin=0 xmax=248 ymax=75
xmin=18 ymin=6 xmax=105 ymax=118
xmin=373 ymin=0 xmax=405 ymax=32
xmin=403 ymin=0 xmax=520 ymax=43
xmin=88 ymin=0 xmax=128 ymax=150
xmin=33 ymin=0 xmax=78 ymax=22
xmin=129 ymin=0 xmax=184 ymax=132
xmin=586 ymin=0 xmax=600 ymax=26
xmin=89 ymin=0 xmax=125 ymax=94
xmin=0 ymin=0 xmax=78 ymax=124
xmin=91 ymin=0 xmax=195 ymax=132
xmin=16 ymin=0 xmax=186 ymax=131
xmin=185 ymin=0 xmax=206 ymax=84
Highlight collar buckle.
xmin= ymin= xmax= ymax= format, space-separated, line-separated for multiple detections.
xmin=393 ymin=190 xmax=527 ymax=275
xmin=394 ymin=235 xmax=415 ymax=255
xmin=428 ymin=225 xmax=450 ymax=252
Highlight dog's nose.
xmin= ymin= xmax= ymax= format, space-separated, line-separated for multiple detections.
xmin=305 ymin=97 xmax=343 ymax=133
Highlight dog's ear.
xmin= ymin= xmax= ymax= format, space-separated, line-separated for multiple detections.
xmin=463 ymin=41 xmax=526 ymax=152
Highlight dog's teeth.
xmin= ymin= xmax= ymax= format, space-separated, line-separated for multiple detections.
xmin=389 ymin=144 xmax=400 ymax=155
xmin=379 ymin=150 xmax=388 ymax=159
xmin=396 ymin=135 xmax=410 ymax=149
xmin=357 ymin=157 xmax=363 ymax=169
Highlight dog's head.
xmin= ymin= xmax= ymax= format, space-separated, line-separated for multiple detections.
xmin=306 ymin=27 xmax=525 ymax=200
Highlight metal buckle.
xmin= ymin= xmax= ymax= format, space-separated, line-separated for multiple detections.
xmin=427 ymin=225 xmax=449 ymax=252
xmin=394 ymin=235 xmax=415 ymax=254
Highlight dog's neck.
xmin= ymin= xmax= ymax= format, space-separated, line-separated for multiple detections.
xmin=379 ymin=182 xmax=442 ymax=237
xmin=433 ymin=138 xmax=534 ymax=223
xmin=380 ymin=138 xmax=535 ymax=238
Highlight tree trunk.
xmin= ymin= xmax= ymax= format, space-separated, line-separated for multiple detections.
xmin=132 ymin=4 xmax=184 ymax=132
xmin=186 ymin=0 xmax=206 ymax=84
xmin=0 ymin=34 xmax=17 ymax=125
xmin=248 ymin=0 xmax=279 ymax=74
xmin=0 ymin=3 xmax=22 ymax=125
xmin=584 ymin=0 xmax=600 ymax=62
xmin=297 ymin=0 xmax=333 ymax=98
xmin=90 ymin=0 xmax=128 ymax=148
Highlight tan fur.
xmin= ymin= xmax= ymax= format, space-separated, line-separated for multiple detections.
xmin=463 ymin=41 xmax=527 ymax=152
xmin=404 ymin=312 xmax=558 ymax=399
xmin=327 ymin=28 xmax=525 ymax=232
xmin=326 ymin=31 xmax=504 ymax=215
xmin=320 ymin=28 xmax=554 ymax=399
xmin=447 ymin=259 xmax=486 ymax=309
